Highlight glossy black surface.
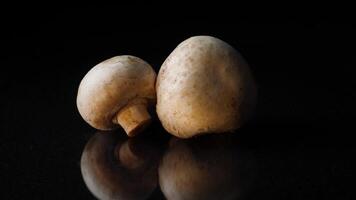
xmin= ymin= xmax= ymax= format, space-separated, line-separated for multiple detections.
xmin=78 ymin=124 xmax=355 ymax=200
xmin=2 ymin=8 xmax=356 ymax=199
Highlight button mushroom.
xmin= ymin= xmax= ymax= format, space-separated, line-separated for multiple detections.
xmin=80 ymin=131 xmax=162 ymax=200
xmin=77 ymin=55 xmax=156 ymax=136
xmin=156 ymin=36 xmax=257 ymax=138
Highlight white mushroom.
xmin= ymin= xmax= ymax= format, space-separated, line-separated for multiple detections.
xmin=156 ymin=36 xmax=257 ymax=138
xmin=77 ymin=55 xmax=156 ymax=136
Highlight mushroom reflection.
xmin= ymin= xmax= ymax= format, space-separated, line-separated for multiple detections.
xmin=80 ymin=131 xmax=164 ymax=200
xmin=159 ymin=134 xmax=252 ymax=200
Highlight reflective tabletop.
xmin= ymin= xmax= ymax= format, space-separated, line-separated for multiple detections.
xmin=79 ymin=123 xmax=354 ymax=200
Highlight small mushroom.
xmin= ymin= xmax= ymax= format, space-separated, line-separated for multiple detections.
xmin=77 ymin=55 xmax=156 ymax=136
xmin=156 ymin=36 xmax=257 ymax=138
xmin=80 ymin=131 xmax=162 ymax=200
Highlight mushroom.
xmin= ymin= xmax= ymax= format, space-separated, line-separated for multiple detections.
xmin=156 ymin=36 xmax=257 ymax=138
xmin=77 ymin=55 xmax=156 ymax=136
xmin=80 ymin=131 xmax=162 ymax=200
xmin=158 ymin=134 xmax=245 ymax=200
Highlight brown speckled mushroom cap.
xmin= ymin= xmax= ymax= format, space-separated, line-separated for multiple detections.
xmin=77 ymin=55 xmax=156 ymax=136
xmin=156 ymin=36 xmax=257 ymax=138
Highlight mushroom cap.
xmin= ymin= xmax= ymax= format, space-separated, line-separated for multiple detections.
xmin=77 ymin=55 xmax=156 ymax=130
xmin=156 ymin=36 xmax=257 ymax=138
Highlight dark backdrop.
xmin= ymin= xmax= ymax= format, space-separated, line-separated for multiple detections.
xmin=1 ymin=7 xmax=355 ymax=199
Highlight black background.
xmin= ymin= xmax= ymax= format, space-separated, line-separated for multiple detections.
xmin=1 ymin=6 xmax=356 ymax=199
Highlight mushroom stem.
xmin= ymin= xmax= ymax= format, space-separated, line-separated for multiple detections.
xmin=114 ymin=99 xmax=151 ymax=137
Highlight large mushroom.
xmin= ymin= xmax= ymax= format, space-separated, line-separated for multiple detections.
xmin=77 ymin=55 xmax=156 ymax=136
xmin=156 ymin=36 xmax=257 ymax=138
xmin=80 ymin=131 xmax=162 ymax=200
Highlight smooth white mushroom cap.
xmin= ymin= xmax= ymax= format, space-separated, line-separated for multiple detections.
xmin=156 ymin=36 xmax=257 ymax=138
xmin=77 ymin=55 xmax=156 ymax=131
